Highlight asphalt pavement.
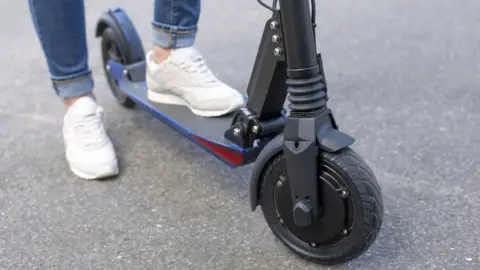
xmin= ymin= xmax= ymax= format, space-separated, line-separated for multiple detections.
xmin=1 ymin=0 xmax=480 ymax=269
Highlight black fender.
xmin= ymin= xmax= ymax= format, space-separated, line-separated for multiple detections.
xmin=95 ymin=7 xmax=145 ymax=63
xmin=250 ymin=133 xmax=285 ymax=211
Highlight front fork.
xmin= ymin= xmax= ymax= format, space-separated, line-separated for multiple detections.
xmin=279 ymin=0 xmax=354 ymax=227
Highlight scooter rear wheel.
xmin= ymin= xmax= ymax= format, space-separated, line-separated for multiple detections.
xmin=100 ymin=27 xmax=136 ymax=108
xmin=259 ymin=147 xmax=383 ymax=265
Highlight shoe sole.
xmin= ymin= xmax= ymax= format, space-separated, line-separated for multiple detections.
xmin=147 ymin=89 xmax=243 ymax=118
xmin=70 ymin=164 xmax=119 ymax=180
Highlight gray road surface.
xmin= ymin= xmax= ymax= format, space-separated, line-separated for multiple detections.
xmin=1 ymin=0 xmax=480 ymax=269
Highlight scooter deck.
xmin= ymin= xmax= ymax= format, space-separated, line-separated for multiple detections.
xmin=107 ymin=60 xmax=262 ymax=167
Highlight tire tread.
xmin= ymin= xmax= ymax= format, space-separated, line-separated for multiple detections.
xmin=260 ymin=147 xmax=384 ymax=265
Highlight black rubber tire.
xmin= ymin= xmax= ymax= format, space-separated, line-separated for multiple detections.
xmin=259 ymin=147 xmax=384 ymax=265
xmin=100 ymin=27 xmax=136 ymax=109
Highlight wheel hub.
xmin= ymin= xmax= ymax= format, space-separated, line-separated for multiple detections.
xmin=274 ymin=170 xmax=352 ymax=246
xmin=106 ymin=41 xmax=124 ymax=64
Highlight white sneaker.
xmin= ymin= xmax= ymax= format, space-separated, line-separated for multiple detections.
xmin=63 ymin=96 xmax=119 ymax=180
xmin=146 ymin=47 xmax=245 ymax=117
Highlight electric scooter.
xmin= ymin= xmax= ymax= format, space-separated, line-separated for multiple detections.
xmin=95 ymin=0 xmax=384 ymax=265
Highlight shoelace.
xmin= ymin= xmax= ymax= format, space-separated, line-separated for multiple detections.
xmin=175 ymin=53 xmax=220 ymax=86
xmin=73 ymin=109 xmax=106 ymax=148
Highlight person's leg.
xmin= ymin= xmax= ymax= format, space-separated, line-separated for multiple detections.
xmin=28 ymin=0 xmax=92 ymax=104
xmin=146 ymin=0 xmax=244 ymax=117
xmin=28 ymin=0 xmax=118 ymax=180
xmin=151 ymin=0 xmax=200 ymax=62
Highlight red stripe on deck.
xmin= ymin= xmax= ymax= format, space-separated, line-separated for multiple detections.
xmin=191 ymin=135 xmax=244 ymax=166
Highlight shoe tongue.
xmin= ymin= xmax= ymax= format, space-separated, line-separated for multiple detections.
xmin=170 ymin=47 xmax=198 ymax=62
xmin=69 ymin=97 xmax=97 ymax=116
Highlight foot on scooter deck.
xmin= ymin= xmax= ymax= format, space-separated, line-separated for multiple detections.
xmin=107 ymin=59 xmax=262 ymax=167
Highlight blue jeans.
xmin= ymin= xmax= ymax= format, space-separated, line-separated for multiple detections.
xmin=28 ymin=0 xmax=200 ymax=98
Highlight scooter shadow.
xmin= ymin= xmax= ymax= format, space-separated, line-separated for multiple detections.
xmin=111 ymin=108 xmax=252 ymax=200
xmin=108 ymin=106 xmax=409 ymax=268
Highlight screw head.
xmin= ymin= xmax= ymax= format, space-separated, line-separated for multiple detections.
xmin=272 ymin=34 xmax=281 ymax=43
xmin=342 ymin=229 xmax=348 ymax=235
xmin=310 ymin=242 xmax=317 ymax=247
xmin=252 ymin=125 xmax=259 ymax=134
xmin=233 ymin=127 xmax=241 ymax=136
xmin=270 ymin=21 xmax=279 ymax=29
xmin=273 ymin=47 xmax=283 ymax=56
xmin=340 ymin=189 xmax=348 ymax=198
xmin=276 ymin=180 xmax=283 ymax=188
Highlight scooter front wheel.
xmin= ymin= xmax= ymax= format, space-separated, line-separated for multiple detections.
xmin=259 ymin=148 xmax=383 ymax=265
